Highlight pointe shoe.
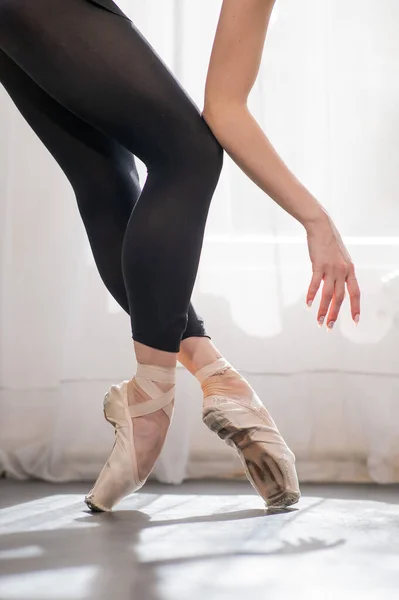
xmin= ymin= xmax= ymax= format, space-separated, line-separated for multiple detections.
xmin=196 ymin=358 xmax=300 ymax=509
xmin=85 ymin=364 xmax=175 ymax=512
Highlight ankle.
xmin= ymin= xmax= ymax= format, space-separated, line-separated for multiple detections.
xmin=193 ymin=357 xmax=232 ymax=385
xmin=134 ymin=341 xmax=177 ymax=369
xmin=195 ymin=361 xmax=254 ymax=404
xmin=136 ymin=362 xmax=176 ymax=378
xmin=178 ymin=337 xmax=222 ymax=375
xmin=129 ymin=363 xmax=176 ymax=406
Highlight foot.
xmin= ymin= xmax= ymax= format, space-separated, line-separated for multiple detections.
xmin=85 ymin=363 xmax=175 ymax=512
xmin=196 ymin=358 xmax=300 ymax=508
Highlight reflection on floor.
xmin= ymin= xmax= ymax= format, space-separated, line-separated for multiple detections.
xmin=0 ymin=480 xmax=398 ymax=600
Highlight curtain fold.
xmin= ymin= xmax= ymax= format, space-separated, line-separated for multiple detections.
xmin=1 ymin=0 xmax=399 ymax=484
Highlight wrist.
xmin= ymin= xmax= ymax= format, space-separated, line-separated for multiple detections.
xmin=301 ymin=207 xmax=331 ymax=235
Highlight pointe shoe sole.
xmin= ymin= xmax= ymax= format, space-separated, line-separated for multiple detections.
xmin=203 ymin=404 xmax=300 ymax=509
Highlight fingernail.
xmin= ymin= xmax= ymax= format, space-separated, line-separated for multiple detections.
xmin=354 ymin=314 xmax=360 ymax=326
xmin=318 ymin=316 xmax=325 ymax=327
xmin=327 ymin=321 xmax=335 ymax=331
xmin=307 ymin=301 xmax=313 ymax=308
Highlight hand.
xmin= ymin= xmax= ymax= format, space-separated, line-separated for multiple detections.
xmin=305 ymin=215 xmax=360 ymax=329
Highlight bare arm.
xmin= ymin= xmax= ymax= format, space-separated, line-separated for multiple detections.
xmin=203 ymin=0 xmax=360 ymax=326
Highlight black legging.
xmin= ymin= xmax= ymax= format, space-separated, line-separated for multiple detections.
xmin=0 ymin=0 xmax=223 ymax=352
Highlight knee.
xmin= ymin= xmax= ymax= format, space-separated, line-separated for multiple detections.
xmin=183 ymin=121 xmax=223 ymax=188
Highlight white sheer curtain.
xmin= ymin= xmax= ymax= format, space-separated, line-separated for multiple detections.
xmin=1 ymin=0 xmax=399 ymax=484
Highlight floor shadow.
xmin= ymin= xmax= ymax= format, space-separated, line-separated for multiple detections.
xmin=0 ymin=510 xmax=156 ymax=600
xmin=0 ymin=499 xmax=342 ymax=600
xmin=76 ymin=506 xmax=296 ymax=528
xmin=140 ymin=537 xmax=347 ymax=569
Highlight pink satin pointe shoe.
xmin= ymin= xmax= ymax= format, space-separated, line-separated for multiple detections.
xmin=196 ymin=358 xmax=300 ymax=508
xmin=85 ymin=363 xmax=175 ymax=512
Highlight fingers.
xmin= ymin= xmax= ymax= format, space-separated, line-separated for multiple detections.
xmin=308 ymin=264 xmax=361 ymax=329
xmin=307 ymin=268 xmax=324 ymax=308
xmin=346 ymin=268 xmax=361 ymax=323
xmin=317 ymin=274 xmax=335 ymax=327
xmin=326 ymin=277 xmax=345 ymax=329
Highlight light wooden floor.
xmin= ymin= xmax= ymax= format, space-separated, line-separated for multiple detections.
xmin=0 ymin=480 xmax=398 ymax=600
